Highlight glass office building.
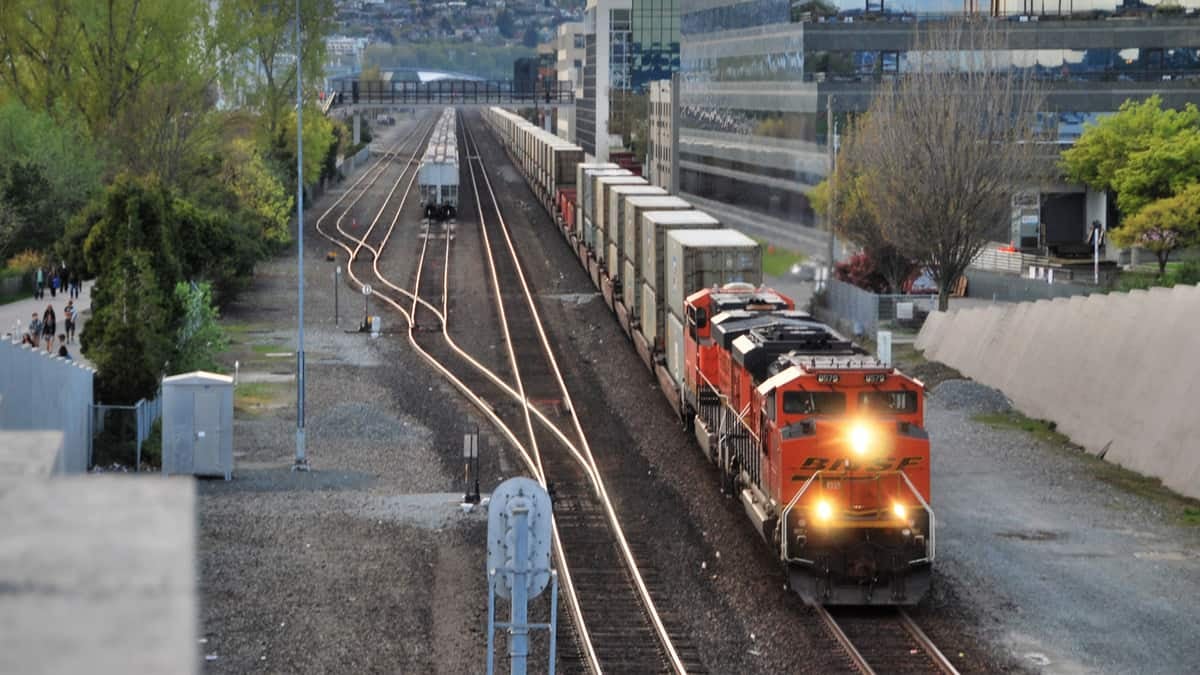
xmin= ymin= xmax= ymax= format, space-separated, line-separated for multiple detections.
xmin=678 ymin=1 xmax=1200 ymax=232
xmin=631 ymin=0 xmax=681 ymax=92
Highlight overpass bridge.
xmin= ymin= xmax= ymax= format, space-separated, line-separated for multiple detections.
xmin=326 ymin=79 xmax=574 ymax=112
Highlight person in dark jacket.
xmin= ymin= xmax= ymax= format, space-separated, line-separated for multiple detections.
xmin=41 ymin=305 xmax=56 ymax=351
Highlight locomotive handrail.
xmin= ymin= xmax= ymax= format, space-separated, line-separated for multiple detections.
xmin=779 ymin=469 xmax=934 ymax=566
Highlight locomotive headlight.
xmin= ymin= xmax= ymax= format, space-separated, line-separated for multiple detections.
xmin=815 ymin=499 xmax=834 ymax=522
xmin=849 ymin=423 xmax=872 ymax=456
xmin=892 ymin=502 xmax=908 ymax=521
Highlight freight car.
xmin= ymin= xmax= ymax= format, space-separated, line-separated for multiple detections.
xmin=419 ymin=108 xmax=459 ymax=221
xmin=481 ymin=107 xmax=934 ymax=605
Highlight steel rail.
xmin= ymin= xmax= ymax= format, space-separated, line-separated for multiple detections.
xmin=812 ymin=605 xmax=876 ymax=675
xmin=812 ymin=603 xmax=961 ymax=675
xmin=899 ymin=609 xmax=960 ymax=675
xmin=463 ymin=116 xmax=689 ymax=674
xmin=456 ymin=120 xmax=611 ymax=675
xmin=319 ymin=113 xmax=682 ymax=674
xmin=313 ymin=114 xmax=601 ymax=673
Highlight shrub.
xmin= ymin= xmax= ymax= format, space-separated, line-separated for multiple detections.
xmin=5 ymin=249 xmax=48 ymax=273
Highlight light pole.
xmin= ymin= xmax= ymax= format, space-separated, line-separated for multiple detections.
xmin=826 ymin=95 xmax=838 ymax=285
xmin=294 ymin=0 xmax=309 ymax=472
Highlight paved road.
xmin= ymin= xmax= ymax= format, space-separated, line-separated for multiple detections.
xmin=0 ymin=281 xmax=93 ymax=365
xmin=679 ymin=191 xmax=834 ymax=261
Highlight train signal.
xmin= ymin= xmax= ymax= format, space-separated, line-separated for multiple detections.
xmin=486 ymin=477 xmax=557 ymax=675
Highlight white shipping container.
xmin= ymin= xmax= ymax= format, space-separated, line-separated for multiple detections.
xmin=579 ymin=168 xmax=629 ymax=248
xmin=666 ymin=312 xmax=685 ymax=388
xmin=607 ymin=185 xmax=667 ymax=277
xmin=641 ymin=283 xmax=658 ymax=346
xmin=641 ymin=210 xmax=722 ymax=293
xmin=665 ymin=229 xmax=763 ymax=321
xmin=593 ymin=175 xmax=644 ymax=254
xmin=622 ymin=196 xmax=693 ymax=295
xmin=623 ymin=259 xmax=639 ymax=316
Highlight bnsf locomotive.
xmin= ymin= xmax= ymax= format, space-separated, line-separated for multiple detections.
xmin=483 ymin=107 xmax=933 ymax=605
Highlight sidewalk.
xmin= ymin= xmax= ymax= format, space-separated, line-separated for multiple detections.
xmin=0 ymin=281 xmax=94 ymax=366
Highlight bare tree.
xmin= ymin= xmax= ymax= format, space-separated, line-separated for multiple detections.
xmin=841 ymin=19 xmax=1045 ymax=310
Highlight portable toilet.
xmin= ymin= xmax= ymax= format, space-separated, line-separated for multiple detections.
xmin=161 ymin=371 xmax=234 ymax=480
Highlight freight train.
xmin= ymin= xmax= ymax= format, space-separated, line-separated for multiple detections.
xmin=482 ymin=107 xmax=934 ymax=606
xmin=419 ymin=108 xmax=459 ymax=221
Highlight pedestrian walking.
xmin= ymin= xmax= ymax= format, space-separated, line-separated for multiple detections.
xmin=63 ymin=300 xmax=77 ymax=343
xmin=35 ymin=267 xmax=44 ymax=299
xmin=50 ymin=272 xmax=60 ymax=298
xmin=70 ymin=272 xmax=80 ymax=299
xmin=29 ymin=312 xmax=41 ymax=345
xmin=41 ymin=305 xmax=56 ymax=352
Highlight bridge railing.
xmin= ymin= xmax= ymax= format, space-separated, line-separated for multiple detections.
xmin=329 ymin=80 xmax=575 ymax=107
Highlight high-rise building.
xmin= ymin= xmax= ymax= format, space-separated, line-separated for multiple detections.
xmin=556 ymin=22 xmax=586 ymax=142
xmin=578 ymin=0 xmax=633 ymax=160
xmin=647 ymin=76 xmax=679 ymax=193
xmin=679 ymin=3 xmax=1200 ymax=251
xmin=630 ymin=0 xmax=681 ymax=92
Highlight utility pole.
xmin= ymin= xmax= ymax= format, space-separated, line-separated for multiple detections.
xmin=294 ymin=0 xmax=309 ymax=472
xmin=827 ymin=95 xmax=837 ymax=282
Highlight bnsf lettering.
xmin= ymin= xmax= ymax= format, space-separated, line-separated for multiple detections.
xmin=800 ymin=456 xmax=924 ymax=471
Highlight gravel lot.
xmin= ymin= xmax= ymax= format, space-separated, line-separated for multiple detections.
xmin=198 ymin=117 xmax=507 ymax=675
xmin=922 ymin=379 xmax=1200 ymax=674
xmin=199 ymin=110 xmax=1198 ymax=675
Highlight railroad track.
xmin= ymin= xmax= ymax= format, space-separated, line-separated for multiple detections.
xmin=456 ymin=113 xmax=704 ymax=674
xmin=313 ymin=109 xmax=696 ymax=673
xmin=816 ymin=605 xmax=959 ymax=675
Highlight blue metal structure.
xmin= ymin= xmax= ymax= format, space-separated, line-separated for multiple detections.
xmin=486 ymin=478 xmax=557 ymax=675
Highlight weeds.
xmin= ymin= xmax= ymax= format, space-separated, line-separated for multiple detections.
xmin=972 ymin=411 xmax=1072 ymax=446
xmin=975 ymin=411 xmax=1200 ymax=526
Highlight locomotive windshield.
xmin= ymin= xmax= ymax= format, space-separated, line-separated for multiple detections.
xmin=858 ymin=391 xmax=919 ymax=413
xmin=782 ymin=391 xmax=846 ymax=415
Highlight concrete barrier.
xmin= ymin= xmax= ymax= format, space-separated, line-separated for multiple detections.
xmin=918 ymin=283 xmax=1200 ymax=500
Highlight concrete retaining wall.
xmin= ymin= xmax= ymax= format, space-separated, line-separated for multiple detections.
xmin=0 ymin=340 xmax=94 ymax=473
xmin=916 ymin=283 xmax=1200 ymax=500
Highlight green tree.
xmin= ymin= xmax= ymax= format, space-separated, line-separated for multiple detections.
xmin=1061 ymin=96 xmax=1200 ymax=216
xmin=272 ymin=103 xmax=336 ymax=198
xmin=172 ymin=281 xmax=228 ymax=373
xmin=79 ymin=174 xmax=182 ymax=403
xmin=839 ymin=20 xmax=1044 ymax=310
xmin=0 ymin=0 xmax=215 ymax=171
xmin=170 ymin=195 xmax=261 ymax=302
xmin=1109 ymin=183 xmax=1200 ymax=276
xmin=215 ymin=0 xmax=336 ymax=141
xmin=85 ymin=250 xmax=173 ymax=403
xmin=811 ymin=175 xmax=915 ymax=294
xmin=0 ymin=101 xmax=103 ymax=257
xmin=221 ymin=138 xmax=293 ymax=248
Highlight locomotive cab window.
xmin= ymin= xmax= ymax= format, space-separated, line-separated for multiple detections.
xmin=782 ymin=391 xmax=846 ymax=415
xmin=857 ymin=390 xmax=918 ymax=413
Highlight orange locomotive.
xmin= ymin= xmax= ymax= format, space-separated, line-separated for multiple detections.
xmin=683 ymin=285 xmax=933 ymax=605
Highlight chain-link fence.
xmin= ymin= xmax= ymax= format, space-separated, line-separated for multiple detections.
xmin=89 ymin=391 xmax=161 ymax=471
xmin=825 ymin=279 xmax=936 ymax=337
